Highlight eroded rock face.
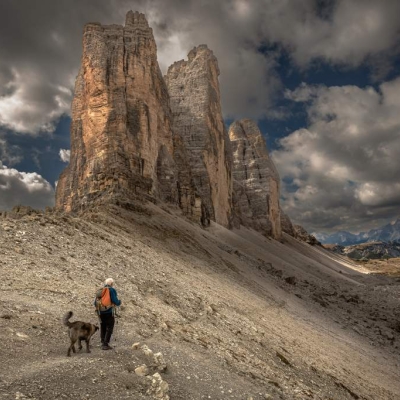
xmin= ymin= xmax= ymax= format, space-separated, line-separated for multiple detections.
xmin=280 ymin=210 xmax=295 ymax=237
xmin=56 ymin=11 xmax=200 ymax=221
xmin=166 ymin=45 xmax=233 ymax=228
xmin=229 ymin=119 xmax=282 ymax=239
xmin=56 ymin=12 xmax=289 ymax=237
xmin=293 ymin=225 xmax=321 ymax=246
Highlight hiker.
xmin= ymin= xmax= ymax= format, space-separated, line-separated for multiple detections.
xmin=95 ymin=277 xmax=122 ymax=350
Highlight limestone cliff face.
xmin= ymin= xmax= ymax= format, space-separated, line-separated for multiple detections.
xmin=165 ymin=45 xmax=233 ymax=228
xmin=56 ymin=12 xmax=292 ymax=238
xmin=229 ymin=119 xmax=282 ymax=239
xmin=56 ymin=11 xmax=200 ymax=221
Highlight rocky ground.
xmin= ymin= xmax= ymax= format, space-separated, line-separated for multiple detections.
xmin=354 ymin=257 xmax=400 ymax=277
xmin=324 ymin=242 xmax=400 ymax=261
xmin=1 ymin=202 xmax=400 ymax=399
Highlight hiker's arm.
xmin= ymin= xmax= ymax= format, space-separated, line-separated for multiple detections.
xmin=110 ymin=288 xmax=121 ymax=306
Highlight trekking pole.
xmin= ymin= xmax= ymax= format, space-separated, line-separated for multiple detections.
xmin=113 ymin=306 xmax=119 ymax=348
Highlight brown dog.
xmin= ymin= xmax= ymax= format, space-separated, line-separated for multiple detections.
xmin=63 ymin=311 xmax=99 ymax=357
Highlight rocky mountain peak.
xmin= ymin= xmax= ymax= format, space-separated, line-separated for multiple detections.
xmin=125 ymin=10 xmax=149 ymax=27
xmin=56 ymin=11 xmax=289 ymax=238
xmin=186 ymin=45 xmax=220 ymax=73
xmin=166 ymin=44 xmax=233 ymax=228
xmin=188 ymin=44 xmax=209 ymax=58
xmin=56 ymin=10 xmax=201 ymax=221
xmin=228 ymin=120 xmax=247 ymax=140
xmin=315 ymin=217 xmax=400 ymax=245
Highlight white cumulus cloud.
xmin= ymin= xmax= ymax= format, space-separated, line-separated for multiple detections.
xmin=59 ymin=149 xmax=70 ymax=163
xmin=0 ymin=161 xmax=55 ymax=210
xmin=273 ymin=77 xmax=400 ymax=233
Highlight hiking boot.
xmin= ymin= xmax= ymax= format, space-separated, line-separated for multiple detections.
xmin=101 ymin=344 xmax=113 ymax=350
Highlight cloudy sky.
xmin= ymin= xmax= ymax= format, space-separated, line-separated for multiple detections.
xmin=1 ymin=0 xmax=400 ymax=234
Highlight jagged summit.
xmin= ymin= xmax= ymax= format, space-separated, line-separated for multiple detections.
xmin=125 ymin=10 xmax=149 ymax=27
xmin=166 ymin=44 xmax=232 ymax=228
xmin=168 ymin=45 xmax=215 ymax=70
xmin=56 ymin=11 xmax=284 ymax=239
xmin=56 ymin=10 xmax=202 ymax=222
xmin=228 ymin=120 xmax=247 ymax=140
xmin=83 ymin=11 xmax=150 ymax=33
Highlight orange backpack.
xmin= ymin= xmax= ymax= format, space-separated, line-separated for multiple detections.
xmin=95 ymin=287 xmax=113 ymax=312
xmin=100 ymin=288 xmax=112 ymax=307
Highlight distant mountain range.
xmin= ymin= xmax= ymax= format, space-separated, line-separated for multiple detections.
xmin=325 ymin=242 xmax=400 ymax=260
xmin=314 ymin=218 xmax=400 ymax=245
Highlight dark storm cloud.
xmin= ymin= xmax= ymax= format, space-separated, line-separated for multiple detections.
xmin=144 ymin=0 xmax=283 ymax=119
xmin=0 ymin=0 xmax=135 ymax=133
xmin=2 ymin=0 xmax=400 ymax=134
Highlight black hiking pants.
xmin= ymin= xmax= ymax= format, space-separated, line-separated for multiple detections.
xmin=100 ymin=313 xmax=115 ymax=345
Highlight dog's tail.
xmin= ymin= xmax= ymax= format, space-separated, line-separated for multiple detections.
xmin=63 ymin=311 xmax=73 ymax=327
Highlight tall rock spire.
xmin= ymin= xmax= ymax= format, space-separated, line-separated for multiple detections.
xmin=166 ymin=45 xmax=233 ymax=228
xmin=56 ymin=12 xmax=289 ymax=239
xmin=229 ymin=119 xmax=282 ymax=239
xmin=56 ymin=11 xmax=201 ymax=221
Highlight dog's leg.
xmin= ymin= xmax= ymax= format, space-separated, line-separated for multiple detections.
xmin=68 ymin=339 xmax=74 ymax=357
xmin=78 ymin=339 xmax=82 ymax=351
xmin=86 ymin=339 xmax=91 ymax=353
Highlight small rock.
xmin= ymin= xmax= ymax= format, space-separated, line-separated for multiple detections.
xmin=16 ymin=332 xmax=29 ymax=339
xmin=135 ymin=365 xmax=150 ymax=376
xmin=132 ymin=342 xmax=141 ymax=350
xmin=285 ymin=276 xmax=297 ymax=285
xmin=276 ymin=351 xmax=292 ymax=366
xmin=141 ymin=344 xmax=154 ymax=357
xmin=153 ymin=352 xmax=167 ymax=372
xmin=205 ymin=305 xmax=214 ymax=314
xmin=160 ymin=322 xmax=169 ymax=331
xmin=146 ymin=373 xmax=170 ymax=400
